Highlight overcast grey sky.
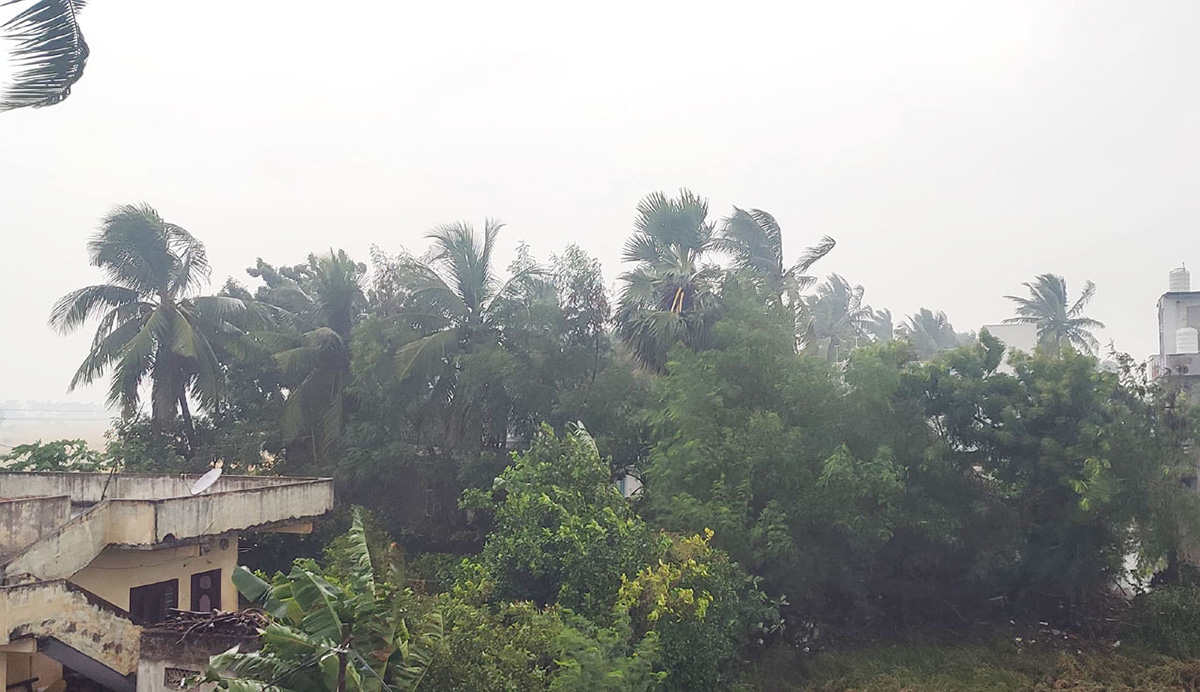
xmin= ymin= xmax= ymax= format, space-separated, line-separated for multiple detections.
xmin=1 ymin=0 xmax=1198 ymax=408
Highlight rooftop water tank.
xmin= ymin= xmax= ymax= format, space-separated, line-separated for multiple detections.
xmin=1170 ymin=265 xmax=1191 ymax=292
xmin=1177 ymin=326 xmax=1199 ymax=354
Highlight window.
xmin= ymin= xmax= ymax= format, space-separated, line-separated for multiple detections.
xmin=129 ymin=579 xmax=178 ymax=624
xmin=191 ymin=569 xmax=222 ymax=612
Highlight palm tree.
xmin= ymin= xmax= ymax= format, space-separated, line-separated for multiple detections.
xmin=615 ymin=190 xmax=722 ymax=370
xmin=899 ymin=308 xmax=968 ymax=360
xmin=1 ymin=0 xmax=89 ymax=111
xmin=49 ymin=204 xmax=246 ymax=448
xmin=798 ymin=274 xmax=872 ymax=361
xmin=1004 ymin=273 xmax=1105 ymax=354
xmin=714 ymin=207 xmax=835 ymax=304
xmin=864 ymin=308 xmax=895 ymax=343
xmin=391 ymin=220 xmax=533 ymax=446
xmin=258 ymin=250 xmax=366 ymax=457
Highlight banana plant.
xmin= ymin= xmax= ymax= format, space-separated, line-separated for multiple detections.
xmin=195 ymin=510 xmax=442 ymax=692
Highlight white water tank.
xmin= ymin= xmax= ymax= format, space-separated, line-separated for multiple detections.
xmin=1177 ymin=326 xmax=1199 ymax=354
xmin=1170 ymin=265 xmax=1191 ymax=292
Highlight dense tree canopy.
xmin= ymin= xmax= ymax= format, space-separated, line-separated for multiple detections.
xmin=44 ymin=195 xmax=1200 ymax=690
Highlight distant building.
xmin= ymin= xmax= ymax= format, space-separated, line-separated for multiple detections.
xmin=980 ymin=322 xmax=1038 ymax=374
xmin=0 ymin=472 xmax=334 ymax=692
xmin=1150 ymin=266 xmax=1200 ymax=391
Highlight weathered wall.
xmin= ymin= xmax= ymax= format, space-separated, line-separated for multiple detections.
xmin=0 ymin=581 xmax=141 ymax=675
xmin=0 ymin=496 xmax=70 ymax=559
xmin=1 ymin=479 xmax=329 ymax=583
xmin=3 ymin=503 xmax=116 ymax=582
xmin=137 ymin=628 xmax=255 ymax=692
xmin=155 ymin=482 xmax=333 ymax=543
xmin=70 ymin=536 xmax=239 ymax=613
xmin=0 ymin=473 xmax=316 ymax=503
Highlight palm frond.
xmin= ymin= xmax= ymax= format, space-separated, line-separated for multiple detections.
xmin=1068 ymin=280 xmax=1097 ymax=317
xmin=165 ymin=222 xmax=210 ymax=297
xmin=0 ymin=0 xmax=88 ymax=111
xmin=48 ymin=284 xmax=141 ymax=334
xmin=791 ymin=235 xmax=837 ymax=276
xmin=394 ymin=328 xmax=459 ymax=381
xmin=68 ymin=314 xmax=144 ymax=391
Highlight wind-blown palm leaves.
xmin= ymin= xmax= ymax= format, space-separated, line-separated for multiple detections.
xmin=49 ymin=204 xmax=248 ymax=447
xmin=899 ymin=308 xmax=972 ymax=360
xmin=1 ymin=0 xmax=89 ymax=111
xmin=1004 ymin=273 xmax=1105 ymax=354
xmin=256 ymin=250 xmax=366 ymax=457
xmin=391 ymin=220 xmax=534 ymax=447
xmin=714 ymin=207 xmax=835 ymax=304
xmin=798 ymin=274 xmax=873 ymax=361
xmin=616 ymin=190 xmax=723 ymax=370
xmin=864 ymin=308 xmax=895 ymax=344
xmin=199 ymin=510 xmax=443 ymax=692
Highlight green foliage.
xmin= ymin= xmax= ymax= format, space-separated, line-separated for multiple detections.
xmin=0 ymin=438 xmax=111 ymax=471
xmin=469 ymin=425 xmax=657 ymax=622
xmin=1004 ymin=273 xmax=1105 ymax=354
xmin=423 ymin=599 xmax=661 ymax=692
xmin=787 ymin=638 xmax=1200 ymax=692
xmin=197 ymin=510 xmax=443 ymax=692
xmin=1126 ymin=584 xmax=1200 ymax=659
xmin=648 ymin=298 xmax=1200 ymax=632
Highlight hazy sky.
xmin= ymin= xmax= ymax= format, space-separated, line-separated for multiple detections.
xmin=2 ymin=0 xmax=1198 ymax=409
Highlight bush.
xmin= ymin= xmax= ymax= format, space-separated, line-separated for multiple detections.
xmin=1127 ymin=584 xmax=1200 ymax=658
xmin=423 ymin=598 xmax=661 ymax=692
xmin=463 ymin=424 xmax=658 ymax=623
xmin=462 ymin=425 xmax=771 ymax=689
xmin=619 ymin=530 xmax=779 ymax=691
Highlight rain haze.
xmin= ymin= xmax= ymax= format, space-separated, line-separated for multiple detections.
xmin=1 ymin=0 xmax=1198 ymax=418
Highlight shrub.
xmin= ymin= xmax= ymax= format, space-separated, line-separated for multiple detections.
xmin=1126 ymin=584 xmax=1200 ymax=658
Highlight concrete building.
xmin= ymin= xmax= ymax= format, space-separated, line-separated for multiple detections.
xmin=0 ymin=472 xmax=334 ymax=692
xmin=1150 ymin=266 xmax=1200 ymax=390
xmin=979 ymin=322 xmax=1038 ymax=374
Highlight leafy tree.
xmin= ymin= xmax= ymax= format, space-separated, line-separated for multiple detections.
xmin=462 ymin=424 xmax=657 ymax=622
xmin=714 ymin=206 xmax=835 ymax=305
xmin=49 ymin=204 xmax=248 ymax=451
xmin=551 ymin=244 xmax=613 ymax=386
xmin=0 ymin=0 xmax=88 ymax=111
xmin=0 ymin=438 xmax=110 ymax=471
xmin=461 ymin=424 xmax=766 ymax=690
xmin=616 ymin=190 xmax=722 ymax=371
xmin=1004 ymin=273 xmax=1105 ymax=354
xmin=198 ymin=511 xmax=444 ymax=692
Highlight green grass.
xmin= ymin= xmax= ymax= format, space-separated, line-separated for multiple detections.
xmin=744 ymin=638 xmax=1200 ymax=691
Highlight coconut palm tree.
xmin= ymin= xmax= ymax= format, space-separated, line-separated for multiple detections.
xmin=864 ymin=308 xmax=895 ymax=343
xmin=615 ymin=190 xmax=722 ymax=370
xmin=798 ymin=274 xmax=872 ymax=361
xmin=1004 ymin=273 xmax=1105 ymax=354
xmin=254 ymin=250 xmax=366 ymax=457
xmin=899 ymin=308 xmax=968 ymax=360
xmin=1 ymin=0 xmax=89 ymax=111
xmin=714 ymin=207 xmax=835 ymax=304
xmin=391 ymin=220 xmax=534 ymax=446
xmin=49 ymin=204 xmax=246 ymax=448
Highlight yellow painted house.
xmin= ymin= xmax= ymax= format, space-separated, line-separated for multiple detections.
xmin=0 ymin=472 xmax=334 ymax=692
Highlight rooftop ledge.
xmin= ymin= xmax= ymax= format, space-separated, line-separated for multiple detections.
xmin=0 ymin=472 xmax=334 ymax=583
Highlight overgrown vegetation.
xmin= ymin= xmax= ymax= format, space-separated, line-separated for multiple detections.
xmin=38 ymin=192 xmax=1200 ymax=689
